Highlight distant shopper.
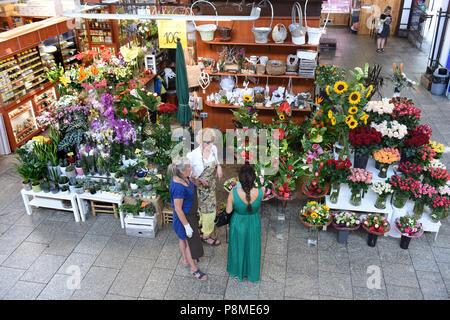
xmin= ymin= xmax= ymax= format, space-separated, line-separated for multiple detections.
xmin=377 ymin=6 xmax=392 ymax=53
xmin=226 ymin=164 xmax=264 ymax=283
xmin=169 ymin=156 xmax=206 ymax=280
xmin=187 ymin=128 xmax=223 ymax=246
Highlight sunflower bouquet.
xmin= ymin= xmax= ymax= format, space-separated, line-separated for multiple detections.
xmin=300 ymin=201 xmax=332 ymax=227
xmin=231 ymin=95 xmax=262 ymax=129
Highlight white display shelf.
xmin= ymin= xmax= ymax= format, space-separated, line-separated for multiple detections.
xmin=21 ymin=189 xmax=82 ymax=222
xmin=401 ymin=199 xmax=441 ymax=240
xmin=76 ymin=192 xmax=124 ymax=227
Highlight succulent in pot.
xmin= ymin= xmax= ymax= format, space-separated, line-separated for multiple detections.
xmin=60 ymin=185 xmax=69 ymax=194
xmin=40 ymin=181 xmax=51 ymax=193
xmin=58 ymin=176 xmax=69 ymax=188
xmin=50 ymin=182 xmax=59 ymax=194
xmin=59 ymin=158 xmax=69 ymax=175
xmin=65 ymin=165 xmax=76 ymax=178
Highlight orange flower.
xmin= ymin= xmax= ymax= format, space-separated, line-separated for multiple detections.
xmin=90 ymin=66 xmax=98 ymax=75
xmin=141 ymin=202 xmax=148 ymax=208
xmin=78 ymin=66 xmax=87 ymax=82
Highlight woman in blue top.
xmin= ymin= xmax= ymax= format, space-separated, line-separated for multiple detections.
xmin=169 ymin=156 xmax=206 ymax=280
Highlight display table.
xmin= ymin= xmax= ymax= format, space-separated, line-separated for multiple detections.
xmin=21 ymin=188 xmax=81 ymax=222
xmin=76 ymin=192 xmax=124 ymax=227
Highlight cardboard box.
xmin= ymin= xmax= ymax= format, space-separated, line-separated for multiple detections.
xmin=420 ymin=73 xmax=432 ymax=90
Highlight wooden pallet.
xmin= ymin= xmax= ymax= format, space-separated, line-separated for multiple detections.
xmin=90 ymin=200 xmax=118 ymax=219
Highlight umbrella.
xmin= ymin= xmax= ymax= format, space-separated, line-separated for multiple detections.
xmin=175 ymin=38 xmax=193 ymax=127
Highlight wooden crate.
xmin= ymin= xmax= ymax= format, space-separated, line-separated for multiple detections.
xmin=90 ymin=200 xmax=119 ymax=219
xmin=162 ymin=203 xmax=173 ymax=226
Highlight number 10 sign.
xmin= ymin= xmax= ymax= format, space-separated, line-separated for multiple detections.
xmin=157 ymin=20 xmax=187 ymax=49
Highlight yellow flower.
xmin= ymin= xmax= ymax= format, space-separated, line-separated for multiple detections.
xmin=328 ymin=110 xmax=333 ymax=119
xmin=323 ymin=205 xmax=330 ymax=211
xmin=331 ymin=117 xmax=336 ymax=126
xmin=348 ymin=120 xmax=358 ymax=129
xmin=243 ymin=94 xmax=253 ymax=103
xmin=59 ymin=75 xmax=71 ymax=87
xmin=135 ymin=148 xmax=142 ymax=154
xmin=360 ymin=114 xmax=369 ymax=125
xmin=348 ymin=92 xmax=361 ymax=105
xmin=120 ymin=46 xmax=139 ymax=62
xmin=279 ymin=114 xmax=285 ymax=121
xmin=348 ymin=106 xmax=358 ymax=114
xmin=32 ymin=136 xmax=45 ymax=143
xmin=326 ymin=85 xmax=331 ymax=95
xmin=345 ymin=115 xmax=355 ymax=124
xmin=67 ymin=152 xmax=74 ymax=157
xmin=366 ymin=85 xmax=374 ymax=98
xmin=334 ymin=81 xmax=348 ymax=94
xmin=310 ymin=212 xmax=318 ymax=219
xmin=310 ymin=201 xmax=317 ymax=205
xmin=358 ymin=83 xmax=365 ymax=91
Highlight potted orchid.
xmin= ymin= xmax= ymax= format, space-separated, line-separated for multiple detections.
xmin=394 ymin=216 xmax=423 ymax=249
xmin=332 ymin=211 xmax=361 ymax=244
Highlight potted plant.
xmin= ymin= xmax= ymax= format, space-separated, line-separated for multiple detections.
xmin=74 ymin=181 xmax=84 ymax=194
xmin=68 ymin=177 xmax=77 ymax=193
xmin=58 ymin=176 xmax=69 ymax=188
xmin=14 ymin=163 xmax=32 ymax=191
xmin=50 ymin=181 xmax=59 ymax=194
xmin=60 ymin=185 xmax=69 ymax=195
xmin=299 ymin=201 xmax=332 ymax=247
xmin=332 ymin=211 xmax=361 ymax=244
xmin=372 ymin=182 xmax=394 ymax=209
xmin=144 ymin=178 xmax=153 ymax=190
xmin=59 ymin=158 xmax=68 ymax=176
xmin=347 ymin=168 xmax=373 ymax=206
xmin=65 ymin=164 xmax=76 ymax=178
xmin=89 ymin=184 xmax=97 ymax=195
xmin=361 ymin=214 xmax=390 ymax=247
xmin=129 ymin=178 xmax=139 ymax=190
xmin=122 ymin=165 xmax=136 ymax=179
xmin=349 ymin=126 xmax=382 ymax=169
xmin=40 ymin=181 xmax=51 ymax=193
xmin=75 ymin=159 xmax=84 ymax=176
xmin=394 ymin=216 xmax=424 ymax=249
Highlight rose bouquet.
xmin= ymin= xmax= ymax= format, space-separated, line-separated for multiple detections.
xmin=332 ymin=211 xmax=361 ymax=230
xmin=391 ymin=103 xmax=421 ymax=129
xmin=364 ymin=100 xmax=395 ymax=123
xmin=395 ymin=216 xmax=423 ymax=238
xmin=347 ymin=168 xmax=373 ymax=206
xmin=429 ymin=194 xmax=450 ymax=222
xmin=322 ymin=158 xmax=352 ymax=183
xmin=414 ymin=144 xmax=436 ymax=167
xmin=299 ymin=201 xmax=332 ymax=227
xmin=402 ymin=125 xmax=433 ymax=157
xmin=349 ymin=126 xmax=382 ymax=157
xmin=372 ymin=181 xmax=394 ymax=209
xmin=429 ymin=140 xmax=444 ymax=159
xmin=389 ymin=174 xmax=421 ymax=208
xmin=424 ymin=159 xmax=446 ymax=171
xmin=370 ymin=120 xmax=408 ymax=148
xmin=411 ymin=182 xmax=437 ymax=218
xmin=362 ymin=213 xmax=390 ymax=235
xmin=423 ymin=167 xmax=450 ymax=187
xmin=373 ymin=148 xmax=400 ymax=164
xmin=398 ymin=161 xmax=424 ymax=179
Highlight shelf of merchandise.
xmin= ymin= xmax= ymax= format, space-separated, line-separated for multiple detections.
xmin=204 ymin=100 xmax=311 ymax=112
xmin=196 ymin=16 xmax=320 ymax=131
xmin=9 ymin=106 xmax=32 ymax=121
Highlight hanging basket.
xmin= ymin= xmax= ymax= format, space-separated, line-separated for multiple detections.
xmin=191 ymin=0 xmax=218 ymax=41
xmin=289 ymin=2 xmax=306 ymax=45
xmin=252 ymin=0 xmax=274 ymax=44
xmin=304 ymin=0 xmax=331 ymax=45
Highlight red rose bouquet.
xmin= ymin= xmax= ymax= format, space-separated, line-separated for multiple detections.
xmin=349 ymin=126 xmax=382 ymax=156
xmin=389 ymin=174 xmax=421 ymax=203
xmin=402 ymin=125 xmax=433 ymax=157
xmin=414 ymin=144 xmax=436 ymax=166
xmin=398 ymin=161 xmax=423 ymax=179
xmin=429 ymin=194 xmax=450 ymax=222
xmin=423 ymin=167 xmax=450 ymax=187
xmin=322 ymin=158 xmax=352 ymax=184
xmin=391 ymin=103 xmax=421 ymax=129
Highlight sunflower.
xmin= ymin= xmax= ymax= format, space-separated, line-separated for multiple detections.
xmin=348 ymin=106 xmax=358 ymax=114
xmin=331 ymin=117 xmax=336 ymax=126
xmin=325 ymin=85 xmax=331 ymax=96
xmin=366 ymin=85 xmax=374 ymax=98
xmin=334 ymin=81 xmax=348 ymax=94
xmin=349 ymin=91 xmax=361 ymax=105
xmin=243 ymin=94 xmax=253 ymax=103
xmin=279 ymin=114 xmax=285 ymax=121
xmin=360 ymin=113 xmax=369 ymax=125
xmin=347 ymin=120 xmax=358 ymax=129
xmin=310 ymin=212 xmax=318 ymax=220
xmin=328 ymin=110 xmax=333 ymax=119
xmin=345 ymin=115 xmax=355 ymax=124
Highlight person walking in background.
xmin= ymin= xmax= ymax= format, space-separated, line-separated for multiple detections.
xmin=169 ymin=156 xmax=207 ymax=280
xmin=187 ymin=128 xmax=223 ymax=246
xmin=225 ymin=164 xmax=265 ymax=283
xmin=377 ymin=6 xmax=392 ymax=53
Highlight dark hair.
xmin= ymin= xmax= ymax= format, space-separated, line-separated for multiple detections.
xmin=238 ymin=164 xmax=256 ymax=212
xmin=385 ymin=6 xmax=391 ymax=12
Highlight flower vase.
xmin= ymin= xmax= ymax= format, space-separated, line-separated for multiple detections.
xmin=353 ymin=152 xmax=369 ymax=169
xmin=430 ymin=209 xmax=442 ymax=223
xmin=367 ymin=233 xmax=378 ymax=247
xmin=350 ymin=189 xmax=362 ymax=206
xmin=75 ymin=167 xmax=84 ymax=176
xmin=413 ymin=201 xmax=424 ymax=219
xmin=307 ymin=226 xmax=318 ymax=247
xmin=374 ymin=194 xmax=388 ymax=209
xmin=337 ymin=230 xmax=350 ymax=244
xmin=393 ymin=192 xmax=408 ymax=208
xmin=378 ymin=163 xmax=389 ymax=178
xmin=399 ymin=235 xmax=412 ymax=249
xmin=329 ymin=182 xmax=340 ymax=204
xmin=375 ymin=161 xmax=381 ymax=170
xmin=393 ymin=87 xmax=401 ymax=98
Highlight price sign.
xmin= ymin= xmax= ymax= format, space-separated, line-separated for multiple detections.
xmin=157 ymin=20 xmax=187 ymax=49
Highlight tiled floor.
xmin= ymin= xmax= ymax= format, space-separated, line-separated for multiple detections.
xmin=0 ymin=27 xmax=449 ymax=300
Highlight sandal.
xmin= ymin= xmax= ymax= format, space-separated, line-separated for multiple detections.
xmin=201 ymin=237 xmax=221 ymax=246
xmin=192 ymin=269 xmax=207 ymax=280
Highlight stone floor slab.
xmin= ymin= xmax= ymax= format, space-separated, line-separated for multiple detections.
xmin=21 ymin=254 xmax=66 ymax=284
xmin=2 ymin=280 xmax=45 ymax=300
xmin=2 ymin=241 xmax=47 ymax=270
xmin=0 ymin=266 xmax=26 ymax=299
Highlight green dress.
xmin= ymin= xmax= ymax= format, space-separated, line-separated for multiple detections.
xmin=227 ymin=187 xmax=263 ymax=283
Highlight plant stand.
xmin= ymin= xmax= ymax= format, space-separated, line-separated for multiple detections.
xmin=21 ymin=188 xmax=82 ymax=222
xmin=76 ymin=192 xmax=123 ymax=227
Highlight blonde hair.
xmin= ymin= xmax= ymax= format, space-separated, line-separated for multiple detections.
xmin=384 ymin=6 xmax=391 ymax=12
xmin=195 ymin=128 xmax=217 ymax=145
xmin=168 ymin=156 xmax=191 ymax=179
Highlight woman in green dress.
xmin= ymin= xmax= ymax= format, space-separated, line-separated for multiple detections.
xmin=225 ymin=164 xmax=265 ymax=283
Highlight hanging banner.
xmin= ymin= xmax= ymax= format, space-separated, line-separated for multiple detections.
xmin=157 ymin=20 xmax=187 ymax=49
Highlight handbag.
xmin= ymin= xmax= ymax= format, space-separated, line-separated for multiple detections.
xmin=186 ymin=48 xmax=201 ymax=88
xmin=376 ymin=19 xmax=384 ymax=34
xmin=215 ymin=209 xmax=232 ymax=227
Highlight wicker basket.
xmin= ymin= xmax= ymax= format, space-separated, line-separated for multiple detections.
xmin=256 ymin=63 xmax=266 ymax=74
xmin=217 ymin=27 xmax=232 ymax=41
xmin=289 ymin=2 xmax=306 ymax=44
xmin=191 ymin=0 xmax=218 ymax=41
xmin=252 ymin=0 xmax=273 ymax=44
xmin=272 ymin=23 xmax=287 ymax=44
xmin=266 ymin=60 xmax=286 ymax=76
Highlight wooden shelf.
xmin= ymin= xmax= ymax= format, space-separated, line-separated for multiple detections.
xmin=207 ymin=70 xmax=314 ymax=79
xmin=205 ymin=100 xmax=311 ymax=112
xmin=15 ymin=125 xmax=36 ymax=138
xmin=9 ymin=106 xmax=31 ymax=120
xmin=204 ymin=38 xmax=318 ymax=50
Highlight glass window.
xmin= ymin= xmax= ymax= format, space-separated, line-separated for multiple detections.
xmin=322 ymin=0 xmax=351 ymax=13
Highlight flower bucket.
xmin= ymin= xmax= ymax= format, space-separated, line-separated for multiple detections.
xmin=191 ymin=0 xmax=218 ymax=41
xmin=75 ymin=167 xmax=84 ymax=176
xmin=252 ymin=0 xmax=273 ymax=44
xmin=289 ymin=2 xmax=306 ymax=45
xmin=304 ymin=0 xmax=331 ymax=45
